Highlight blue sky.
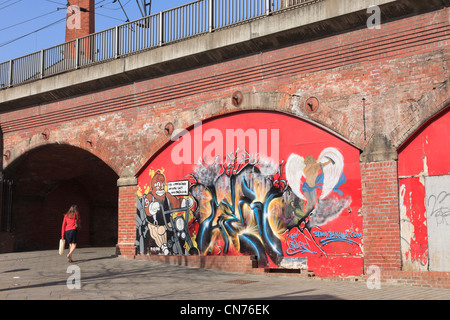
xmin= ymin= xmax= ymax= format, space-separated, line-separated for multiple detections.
xmin=0 ymin=0 xmax=192 ymax=63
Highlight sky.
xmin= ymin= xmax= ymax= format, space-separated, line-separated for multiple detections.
xmin=0 ymin=0 xmax=192 ymax=63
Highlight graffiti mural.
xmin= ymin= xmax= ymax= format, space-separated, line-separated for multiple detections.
xmin=137 ymin=111 xmax=363 ymax=276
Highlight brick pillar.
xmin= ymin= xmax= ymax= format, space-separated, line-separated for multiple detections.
xmin=116 ymin=166 xmax=137 ymax=257
xmin=360 ymin=135 xmax=402 ymax=271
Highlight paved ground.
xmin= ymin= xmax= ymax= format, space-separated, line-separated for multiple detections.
xmin=0 ymin=247 xmax=448 ymax=304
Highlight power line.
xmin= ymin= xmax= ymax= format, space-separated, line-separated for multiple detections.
xmin=0 ymin=0 xmax=16 ymax=6
xmin=98 ymin=0 xmax=130 ymax=10
xmin=114 ymin=0 xmax=130 ymax=22
xmin=0 ymin=0 xmax=23 ymax=10
xmin=0 ymin=17 xmax=66 ymax=48
xmin=0 ymin=9 xmax=60 ymax=32
xmin=95 ymin=11 xmax=126 ymax=22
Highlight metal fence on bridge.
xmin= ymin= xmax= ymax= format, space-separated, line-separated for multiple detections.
xmin=0 ymin=0 xmax=315 ymax=88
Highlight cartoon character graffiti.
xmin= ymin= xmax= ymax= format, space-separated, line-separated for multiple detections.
xmin=136 ymin=170 xmax=198 ymax=255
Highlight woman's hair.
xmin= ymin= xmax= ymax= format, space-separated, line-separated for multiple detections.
xmin=66 ymin=205 xmax=78 ymax=218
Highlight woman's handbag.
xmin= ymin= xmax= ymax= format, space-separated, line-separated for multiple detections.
xmin=59 ymin=239 xmax=65 ymax=255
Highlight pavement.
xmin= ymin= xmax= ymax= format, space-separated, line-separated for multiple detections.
xmin=0 ymin=247 xmax=448 ymax=305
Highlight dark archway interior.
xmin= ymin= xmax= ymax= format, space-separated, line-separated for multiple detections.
xmin=2 ymin=144 xmax=119 ymax=252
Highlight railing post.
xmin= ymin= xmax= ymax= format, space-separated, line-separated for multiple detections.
xmin=266 ymin=0 xmax=271 ymax=15
xmin=115 ymin=25 xmax=119 ymax=58
xmin=8 ymin=60 xmax=12 ymax=87
xmin=40 ymin=49 xmax=44 ymax=79
xmin=75 ymin=38 xmax=79 ymax=69
xmin=159 ymin=11 xmax=164 ymax=46
xmin=208 ymin=0 xmax=214 ymax=32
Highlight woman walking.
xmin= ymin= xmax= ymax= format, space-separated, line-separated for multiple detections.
xmin=61 ymin=205 xmax=81 ymax=263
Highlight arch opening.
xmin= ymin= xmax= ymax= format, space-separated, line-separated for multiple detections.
xmin=1 ymin=143 xmax=119 ymax=252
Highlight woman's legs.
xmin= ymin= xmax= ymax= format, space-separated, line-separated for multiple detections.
xmin=67 ymin=243 xmax=77 ymax=262
xmin=64 ymin=229 xmax=78 ymax=262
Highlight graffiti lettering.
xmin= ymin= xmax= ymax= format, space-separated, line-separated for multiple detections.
xmin=190 ymin=150 xmax=286 ymax=266
xmin=428 ymin=191 xmax=450 ymax=227
xmin=285 ymin=229 xmax=314 ymax=255
xmin=286 ymin=238 xmax=315 ymax=255
xmin=312 ymin=230 xmax=362 ymax=246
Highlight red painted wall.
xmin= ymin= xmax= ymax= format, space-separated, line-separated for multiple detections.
xmin=137 ymin=111 xmax=363 ymax=277
xmin=398 ymin=107 xmax=450 ymax=271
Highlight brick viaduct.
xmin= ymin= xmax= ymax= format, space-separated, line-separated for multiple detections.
xmin=0 ymin=0 xmax=449 ymax=287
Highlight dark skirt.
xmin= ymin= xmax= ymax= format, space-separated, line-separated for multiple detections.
xmin=64 ymin=229 xmax=78 ymax=244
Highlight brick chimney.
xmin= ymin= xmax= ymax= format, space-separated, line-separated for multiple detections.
xmin=65 ymin=0 xmax=95 ymax=62
xmin=65 ymin=0 xmax=95 ymax=43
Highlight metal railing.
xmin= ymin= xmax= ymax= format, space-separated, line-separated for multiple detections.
xmin=0 ymin=0 xmax=315 ymax=89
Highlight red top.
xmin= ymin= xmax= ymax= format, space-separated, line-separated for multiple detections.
xmin=61 ymin=213 xmax=81 ymax=238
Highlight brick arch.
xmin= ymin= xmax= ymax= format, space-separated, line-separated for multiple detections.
xmin=397 ymin=102 xmax=450 ymax=153
xmin=135 ymin=91 xmax=362 ymax=176
xmin=2 ymin=131 xmax=119 ymax=177
xmin=390 ymin=84 xmax=450 ymax=149
xmin=2 ymin=142 xmax=119 ymax=251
